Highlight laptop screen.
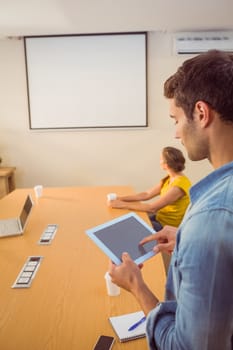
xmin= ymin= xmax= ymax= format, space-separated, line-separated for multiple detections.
xmin=19 ymin=195 xmax=33 ymax=229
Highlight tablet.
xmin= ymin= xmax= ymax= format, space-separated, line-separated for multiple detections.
xmin=86 ymin=212 xmax=157 ymax=265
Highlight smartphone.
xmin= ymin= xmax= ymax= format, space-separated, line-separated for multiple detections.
xmin=93 ymin=335 xmax=115 ymax=350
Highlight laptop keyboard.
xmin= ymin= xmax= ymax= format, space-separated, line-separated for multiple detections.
xmin=0 ymin=219 xmax=21 ymax=236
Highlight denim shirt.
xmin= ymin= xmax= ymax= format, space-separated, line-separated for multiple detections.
xmin=146 ymin=161 xmax=233 ymax=350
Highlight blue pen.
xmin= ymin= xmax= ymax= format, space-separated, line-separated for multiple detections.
xmin=128 ymin=316 xmax=146 ymax=331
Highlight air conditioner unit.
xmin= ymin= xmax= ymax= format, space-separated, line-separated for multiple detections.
xmin=174 ymin=31 xmax=233 ymax=54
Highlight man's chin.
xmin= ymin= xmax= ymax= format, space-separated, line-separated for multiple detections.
xmin=188 ymin=153 xmax=206 ymax=162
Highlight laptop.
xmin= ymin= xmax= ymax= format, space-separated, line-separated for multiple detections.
xmin=0 ymin=195 xmax=34 ymax=238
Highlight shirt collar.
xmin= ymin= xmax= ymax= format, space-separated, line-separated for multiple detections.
xmin=190 ymin=161 xmax=233 ymax=204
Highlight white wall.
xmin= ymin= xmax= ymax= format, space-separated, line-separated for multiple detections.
xmin=0 ymin=32 xmax=212 ymax=192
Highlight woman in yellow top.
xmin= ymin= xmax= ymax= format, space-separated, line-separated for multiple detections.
xmin=108 ymin=146 xmax=191 ymax=231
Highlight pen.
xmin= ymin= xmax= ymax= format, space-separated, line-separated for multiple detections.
xmin=128 ymin=316 xmax=146 ymax=331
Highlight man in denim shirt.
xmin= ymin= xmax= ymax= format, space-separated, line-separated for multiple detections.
xmin=109 ymin=50 xmax=233 ymax=349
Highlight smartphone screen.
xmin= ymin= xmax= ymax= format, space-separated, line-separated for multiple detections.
xmin=93 ymin=335 xmax=115 ymax=350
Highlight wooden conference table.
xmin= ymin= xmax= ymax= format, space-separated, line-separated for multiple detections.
xmin=0 ymin=186 xmax=166 ymax=350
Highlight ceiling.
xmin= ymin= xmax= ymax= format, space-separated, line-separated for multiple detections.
xmin=0 ymin=0 xmax=233 ymax=37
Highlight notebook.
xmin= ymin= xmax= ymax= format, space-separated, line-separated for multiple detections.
xmin=86 ymin=212 xmax=157 ymax=265
xmin=0 ymin=195 xmax=34 ymax=238
xmin=109 ymin=311 xmax=146 ymax=342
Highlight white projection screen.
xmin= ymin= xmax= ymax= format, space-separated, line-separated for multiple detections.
xmin=24 ymin=32 xmax=148 ymax=129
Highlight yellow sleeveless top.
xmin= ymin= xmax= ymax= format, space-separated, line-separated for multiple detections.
xmin=156 ymin=175 xmax=191 ymax=227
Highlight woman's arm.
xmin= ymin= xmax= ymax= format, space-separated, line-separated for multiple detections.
xmin=109 ymin=186 xmax=185 ymax=214
xmin=117 ymin=181 xmax=163 ymax=202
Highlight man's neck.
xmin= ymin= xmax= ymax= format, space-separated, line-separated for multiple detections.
xmin=208 ymin=122 xmax=233 ymax=168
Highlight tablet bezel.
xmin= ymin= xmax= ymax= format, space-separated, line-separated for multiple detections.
xmin=86 ymin=212 xmax=157 ymax=265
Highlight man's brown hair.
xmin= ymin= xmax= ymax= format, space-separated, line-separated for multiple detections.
xmin=164 ymin=50 xmax=233 ymax=124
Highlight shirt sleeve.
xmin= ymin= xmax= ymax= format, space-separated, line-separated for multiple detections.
xmin=146 ymin=301 xmax=177 ymax=350
xmin=146 ymin=209 xmax=233 ymax=350
xmin=171 ymin=176 xmax=191 ymax=195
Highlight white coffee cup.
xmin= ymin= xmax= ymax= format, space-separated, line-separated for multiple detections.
xmin=107 ymin=193 xmax=117 ymax=201
xmin=104 ymin=272 xmax=120 ymax=296
xmin=34 ymin=185 xmax=43 ymax=198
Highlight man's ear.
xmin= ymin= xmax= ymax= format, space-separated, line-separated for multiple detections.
xmin=194 ymin=101 xmax=212 ymax=127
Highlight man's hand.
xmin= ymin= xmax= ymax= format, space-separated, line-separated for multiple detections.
xmin=140 ymin=225 xmax=178 ymax=254
xmin=108 ymin=252 xmax=144 ymax=293
xmin=109 ymin=252 xmax=159 ymax=315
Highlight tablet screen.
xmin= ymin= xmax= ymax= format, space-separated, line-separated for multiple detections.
xmin=86 ymin=212 xmax=157 ymax=265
